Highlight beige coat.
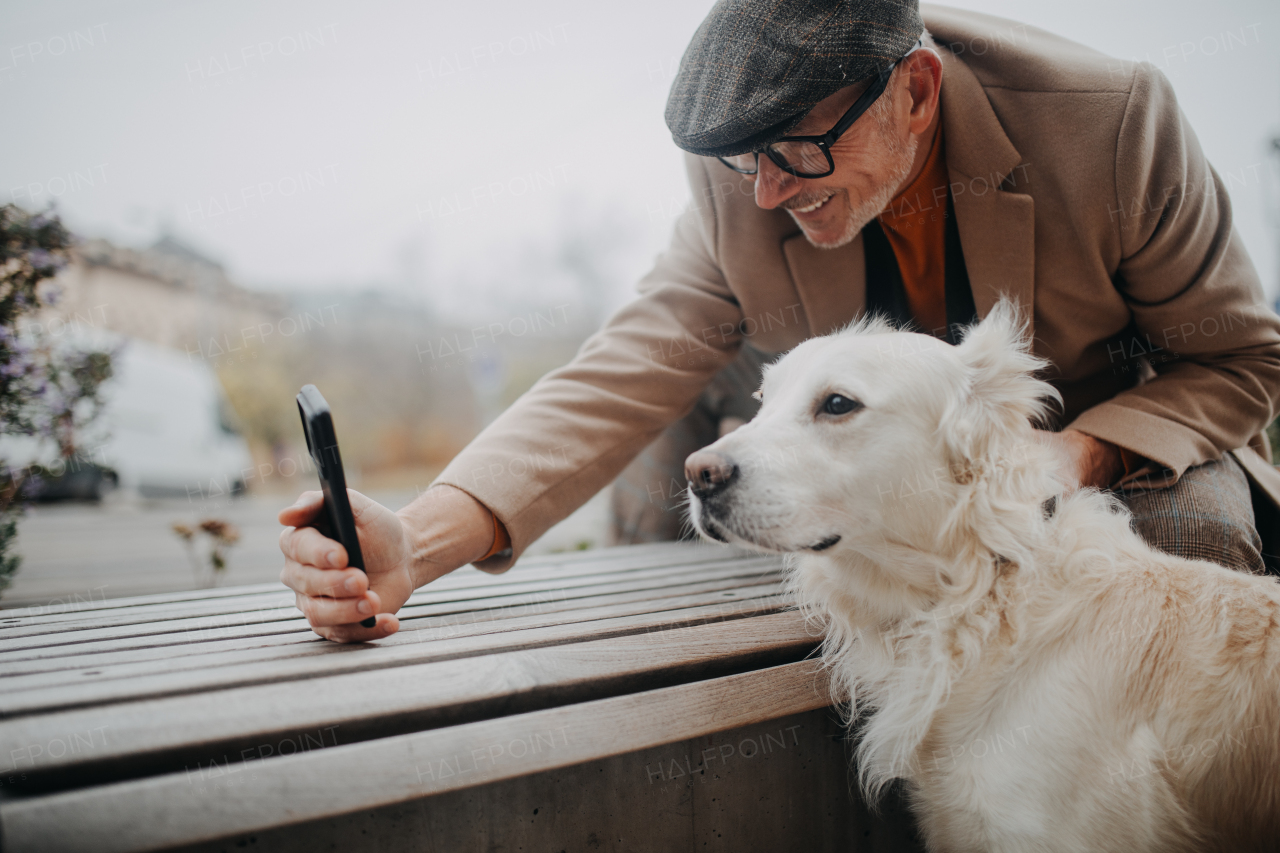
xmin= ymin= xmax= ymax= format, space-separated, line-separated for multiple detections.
xmin=437 ymin=5 xmax=1280 ymax=570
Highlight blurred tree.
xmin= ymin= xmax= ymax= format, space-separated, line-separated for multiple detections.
xmin=0 ymin=206 xmax=116 ymax=596
xmin=215 ymin=200 xmax=639 ymax=495
xmin=218 ymin=353 xmax=302 ymax=450
xmin=216 ymin=291 xmax=484 ymax=491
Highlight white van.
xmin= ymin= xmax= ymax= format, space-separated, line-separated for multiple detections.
xmin=1 ymin=336 xmax=255 ymax=501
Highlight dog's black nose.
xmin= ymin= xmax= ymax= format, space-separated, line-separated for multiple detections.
xmin=685 ymin=450 xmax=738 ymax=498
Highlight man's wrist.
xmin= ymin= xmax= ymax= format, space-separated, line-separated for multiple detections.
xmin=395 ymin=484 xmax=496 ymax=588
xmin=1064 ymin=429 xmax=1125 ymax=489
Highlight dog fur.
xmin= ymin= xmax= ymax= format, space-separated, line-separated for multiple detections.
xmin=686 ymin=302 xmax=1280 ymax=852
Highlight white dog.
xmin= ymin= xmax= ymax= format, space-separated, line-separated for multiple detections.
xmin=685 ymin=302 xmax=1280 ymax=852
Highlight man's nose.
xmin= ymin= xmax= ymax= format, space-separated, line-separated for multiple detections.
xmin=753 ymin=156 xmax=801 ymax=209
xmin=685 ymin=450 xmax=738 ymax=498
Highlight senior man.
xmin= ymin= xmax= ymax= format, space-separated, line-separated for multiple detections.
xmin=280 ymin=1 xmax=1280 ymax=642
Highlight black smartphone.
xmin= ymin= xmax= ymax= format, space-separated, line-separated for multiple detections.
xmin=296 ymin=384 xmax=376 ymax=628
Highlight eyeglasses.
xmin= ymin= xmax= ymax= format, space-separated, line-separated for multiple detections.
xmin=716 ymin=46 xmax=915 ymax=179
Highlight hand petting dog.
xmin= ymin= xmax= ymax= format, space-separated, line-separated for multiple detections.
xmin=1032 ymin=428 xmax=1126 ymax=491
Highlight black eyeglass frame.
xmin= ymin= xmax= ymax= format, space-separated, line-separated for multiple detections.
xmin=716 ymin=49 xmax=911 ymax=179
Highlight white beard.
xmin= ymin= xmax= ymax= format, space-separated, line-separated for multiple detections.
xmin=796 ymin=121 xmax=920 ymax=250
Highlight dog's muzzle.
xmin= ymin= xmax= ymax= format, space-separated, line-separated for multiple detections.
xmin=685 ymin=447 xmax=842 ymax=553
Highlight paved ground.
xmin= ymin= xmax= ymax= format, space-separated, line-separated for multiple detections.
xmin=1 ymin=488 xmax=610 ymax=610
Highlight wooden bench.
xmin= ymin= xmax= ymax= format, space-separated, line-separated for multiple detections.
xmin=0 ymin=542 xmax=923 ymax=852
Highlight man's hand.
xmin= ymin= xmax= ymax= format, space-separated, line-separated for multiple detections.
xmin=1033 ymin=429 xmax=1125 ymax=491
xmin=278 ymin=485 xmax=495 ymax=643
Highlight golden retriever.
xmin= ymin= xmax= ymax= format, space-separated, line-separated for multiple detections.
xmin=685 ymin=302 xmax=1280 ymax=852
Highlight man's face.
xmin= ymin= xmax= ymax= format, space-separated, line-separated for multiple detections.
xmin=750 ymin=69 xmax=923 ymax=249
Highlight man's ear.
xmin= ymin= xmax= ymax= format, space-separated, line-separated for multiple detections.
xmin=943 ymin=299 xmax=1060 ymax=476
xmin=904 ymin=48 xmax=943 ymax=136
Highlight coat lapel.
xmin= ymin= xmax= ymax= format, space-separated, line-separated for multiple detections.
xmin=936 ymin=47 xmax=1036 ymax=335
xmin=780 ymin=45 xmax=1036 ymax=340
xmin=781 ymin=232 xmax=865 ymax=338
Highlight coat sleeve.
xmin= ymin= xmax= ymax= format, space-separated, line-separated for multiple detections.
xmin=1066 ymin=61 xmax=1280 ymax=487
xmin=432 ymin=156 xmax=746 ymax=569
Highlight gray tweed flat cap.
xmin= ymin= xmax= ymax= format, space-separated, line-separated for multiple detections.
xmin=666 ymin=0 xmax=923 ymax=158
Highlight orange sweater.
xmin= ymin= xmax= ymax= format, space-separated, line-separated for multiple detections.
xmin=479 ymin=508 xmax=511 ymax=561
xmin=876 ymin=121 xmax=950 ymax=337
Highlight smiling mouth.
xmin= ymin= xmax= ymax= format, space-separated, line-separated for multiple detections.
xmin=788 ymin=192 xmax=834 ymax=215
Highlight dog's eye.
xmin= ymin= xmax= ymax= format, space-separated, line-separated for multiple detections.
xmin=821 ymin=394 xmax=862 ymax=416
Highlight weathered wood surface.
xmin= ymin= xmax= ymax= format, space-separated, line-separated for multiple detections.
xmin=0 ymin=542 xmax=924 ymax=853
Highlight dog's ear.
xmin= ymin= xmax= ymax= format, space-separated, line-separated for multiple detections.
xmin=954 ymin=300 xmax=1054 ymax=421
xmin=944 ymin=299 xmax=1060 ymax=476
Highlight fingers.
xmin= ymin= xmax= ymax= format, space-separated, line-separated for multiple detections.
xmin=317 ymin=613 xmax=400 ymax=644
xmin=278 ymin=491 xmax=324 ymax=527
xmin=278 ymin=487 xmax=405 ymax=644
xmin=294 ymin=588 xmax=383 ymax=627
xmin=280 ymin=559 xmax=367 ymax=598
xmin=345 ymin=489 xmax=398 ymax=539
xmin=345 ymin=488 xmax=375 ymax=517
xmin=278 ymin=524 xmax=348 ymax=570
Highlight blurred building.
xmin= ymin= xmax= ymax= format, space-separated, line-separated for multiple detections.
xmin=6 ymin=236 xmax=273 ymax=498
xmin=28 ymin=233 xmax=603 ymax=493
xmin=49 ymin=236 xmax=282 ymax=353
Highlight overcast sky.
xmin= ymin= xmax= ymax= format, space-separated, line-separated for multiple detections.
xmin=3 ymin=0 xmax=1278 ymax=320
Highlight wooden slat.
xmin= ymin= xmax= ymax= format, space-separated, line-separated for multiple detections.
xmin=0 ymin=661 xmax=831 ymax=853
xmin=0 ymin=560 xmax=781 ymax=664
xmin=0 ymin=567 xmax=779 ymax=667
xmin=0 ymin=613 xmax=815 ymax=779
xmin=0 ymin=580 xmax=280 ymax=619
xmin=0 ymin=550 xmax=778 ymax=650
xmin=0 ymin=543 xmax=743 ymax=628
xmin=0 ymin=547 xmax=667 ymax=629
xmin=0 ymin=542 xmax=708 ymax=618
xmin=0 ymin=598 xmax=802 ymax=717
xmin=0 ymin=548 xmax=765 ymax=635
xmin=0 ymin=585 xmax=787 ymax=693
xmin=0 ymin=574 xmax=784 ymax=676
xmin=0 ymin=554 xmax=780 ymax=646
